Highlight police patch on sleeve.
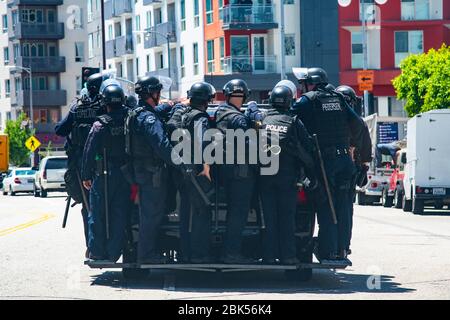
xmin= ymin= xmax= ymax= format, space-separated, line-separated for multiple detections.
xmin=146 ymin=114 xmax=156 ymax=124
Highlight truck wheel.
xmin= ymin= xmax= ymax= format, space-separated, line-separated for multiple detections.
xmin=412 ymin=198 xmax=424 ymax=215
xmin=434 ymin=203 xmax=444 ymax=210
xmin=122 ymin=268 xmax=149 ymax=280
xmin=394 ymin=189 xmax=403 ymax=209
xmin=40 ymin=188 xmax=47 ymax=198
xmin=402 ymin=195 xmax=412 ymax=212
xmin=382 ymin=189 xmax=393 ymax=208
xmin=2 ymin=188 xmax=7 ymax=196
xmin=356 ymin=192 xmax=366 ymax=206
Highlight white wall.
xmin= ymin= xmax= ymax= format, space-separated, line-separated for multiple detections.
xmin=0 ymin=0 xmax=11 ymax=132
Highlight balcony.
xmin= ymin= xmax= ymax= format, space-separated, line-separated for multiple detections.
xmin=16 ymin=56 xmax=66 ymax=73
xmin=7 ymin=0 xmax=63 ymax=7
xmin=223 ymin=55 xmax=277 ymax=75
xmin=143 ymin=22 xmax=176 ymax=49
xmin=221 ymin=5 xmax=278 ymax=30
xmin=10 ymin=23 xmax=64 ymax=40
xmin=146 ymin=68 xmax=178 ymax=91
xmin=143 ymin=0 xmax=159 ymax=5
xmin=104 ymin=0 xmax=132 ymax=20
xmin=12 ymin=90 xmax=67 ymax=107
xmin=105 ymin=35 xmax=134 ymax=59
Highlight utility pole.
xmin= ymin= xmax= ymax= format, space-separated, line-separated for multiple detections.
xmin=101 ymin=0 xmax=107 ymax=70
xmin=280 ymin=1 xmax=286 ymax=80
xmin=361 ymin=0 xmax=370 ymax=116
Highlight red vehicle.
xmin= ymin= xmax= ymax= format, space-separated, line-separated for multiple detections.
xmin=381 ymin=149 xmax=407 ymax=208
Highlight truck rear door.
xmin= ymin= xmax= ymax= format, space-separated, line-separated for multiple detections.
xmin=427 ymin=113 xmax=450 ymax=188
xmin=45 ymin=158 xmax=68 ymax=183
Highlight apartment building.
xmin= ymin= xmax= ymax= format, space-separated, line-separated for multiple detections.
xmin=0 ymin=0 xmax=89 ymax=149
xmin=339 ymin=0 xmax=450 ymax=116
xmin=0 ymin=0 xmax=11 ymax=133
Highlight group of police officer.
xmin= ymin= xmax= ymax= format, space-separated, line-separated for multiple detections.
xmin=55 ymin=66 xmax=371 ymax=265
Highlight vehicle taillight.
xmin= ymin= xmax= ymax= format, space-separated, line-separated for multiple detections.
xmin=43 ymin=170 xmax=47 ymax=180
xmin=371 ymin=182 xmax=378 ymax=188
xmin=14 ymin=177 xmax=21 ymax=184
xmin=416 ymin=186 xmax=423 ymax=194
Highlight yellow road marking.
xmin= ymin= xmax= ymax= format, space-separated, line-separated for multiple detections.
xmin=0 ymin=214 xmax=56 ymax=237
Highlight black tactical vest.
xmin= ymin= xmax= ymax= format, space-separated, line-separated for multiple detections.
xmin=215 ymin=105 xmax=243 ymax=134
xmin=125 ymin=107 xmax=163 ymax=167
xmin=97 ymin=113 xmax=126 ymax=162
xmin=71 ymin=97 xmax=103 ymax=148
xmin=305 ymin=90 xmax=350 ymax=148
xmin=165 ymin=105 xmax=189 ymax=138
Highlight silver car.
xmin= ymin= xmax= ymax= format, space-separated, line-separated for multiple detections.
xmin=1 ymin=168 xmax=36 ymax=196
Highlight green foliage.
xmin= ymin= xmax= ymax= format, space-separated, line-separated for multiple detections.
xmin=4 ymin=113 xmax=35 ymax=167
xmin=393 ymin=44 xmax=450 ymax=117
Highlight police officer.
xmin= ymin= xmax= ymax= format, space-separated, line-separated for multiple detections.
xmin=81 ymin=84 xmax=130 ymax=262
xmin=55 ymin=73 xmax=106 ymax=252
xmin=291 ymin=68 xmax=365 ymax=263
xmin=336 ymin=85 xmax=372 ymax=255
xmin=215 ymin=79 xmax=262 ymax=264
xmin=259 ymin=85 xmax=316 ymax=264
xmin=125 ymin=75 xmax=178 ymax=264
xmin=177 ymin=82 xmax=215 ymax=263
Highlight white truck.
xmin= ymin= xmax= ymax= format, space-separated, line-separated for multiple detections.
xmin=356 ymin=115 xmax=408 ymax=205
xmin=402 ymin=110 xmax=450 ymax=214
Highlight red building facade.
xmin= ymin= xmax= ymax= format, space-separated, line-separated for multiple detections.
xmin=339 ymin=0 xmax=449 ymax=115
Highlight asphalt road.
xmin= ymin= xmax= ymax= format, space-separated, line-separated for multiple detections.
xmin=1 ymin=191 xmax=450 ymax=300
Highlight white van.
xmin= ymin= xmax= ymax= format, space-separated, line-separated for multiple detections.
xmin=33 ymin=156 xmax=68 ymax=197
xmin=403 ymin=110 xmax=450 ymax=214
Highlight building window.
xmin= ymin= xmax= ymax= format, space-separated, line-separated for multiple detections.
xmin=193 ymin=43 xmax=199 ymax=75
xmin=76 ymin=76 xmax=81 ymax=95
xmin=135 ymin=15 xmax=141 ymax=31
xmin=108 ymin=25 xmax=113 ymax=40
xmin=207 ymin=40 xmax=215 ymax=73
xmin=180 ymin=46 xmax=185 ymax=78
xmin=230 ymin=36 xmax=249 ymax=56
xmin=2 ymin=15 xmax=7 ymax=33
xmin=351 ymin=32 xmax=364 ymax=69
xmin=181 ymin=0 xmax=186 ymax=31
xmin=88 ymin=33 xmax=94 ymax=58
xmin=146 ymin=54 xmax=150 ymax=72
xmin=194 ymin=0 xmax=200 ymax=28
xmin=136 ymin=57 xmax=140 ymax=77
xmin=401 ymin=0 xmax=430 ymax=21
xmin=146 ymin=11 xmax=152 ymax=30
xmin=156 ymin=52 xmax=164 ymax=69
xmin=3 ymin=47 xmax=9 ymax=65
xmin=5 ymin=80 xmax=10 ymax=97
xmin=284 ymin=0 xmax=295 ymax=4
xmin=285 ymin=34 xmax=296 ymax=56
xmin=75 ymin=42 xmax=84 ymax=62
xmin=206 ymin=0 xmax=213 ymax=24
xmin=218 ymin=0 xmax=223 ymax=20
xmin=395 ymin=31 xmax=423 ymax=67
xmin=220 ymin=37 xmax=225 ymax=71
xmin=359 ymin=0 xmax=375 ymax=22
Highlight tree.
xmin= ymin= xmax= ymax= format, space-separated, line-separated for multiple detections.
xmin=393 ymin=44 xmax=450 ymax=117
xmin=4 ymin=113 xmax=35 ymax=167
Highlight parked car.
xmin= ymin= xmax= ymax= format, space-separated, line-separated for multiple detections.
xmin=0 ymin=172 xmax=6 ymax=190
xmin=33 ymin=156 xmax=68 ymax=198
xmin=1 ymin=168 xmax=36 ymax=196
xmin=403 ymin=110 xmax=450 ymax=214
xmin=381 ymin=148 xmax=407 ymax=209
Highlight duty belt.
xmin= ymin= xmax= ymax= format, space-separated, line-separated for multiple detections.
xmin=322 ymin=146 xmax=350 ymax=158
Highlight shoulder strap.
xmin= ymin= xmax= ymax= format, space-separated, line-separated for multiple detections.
xmin=216 ymin=108 xmax=242 ymax=124
xmin=97 ymin=114 xmax=113 ymax=126
xmin=303 ymin=91 xmax=318 ymax=101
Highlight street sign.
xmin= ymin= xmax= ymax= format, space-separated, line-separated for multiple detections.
xmin=358 ymin=70 xmax=374 ymax=85
xmin=0 ymin=135 xmax=9 ymax=172
xmin=359 ymin=83 xmax=373 ymax=91
xmin=25 ymin=136 xmax=41 ymax=153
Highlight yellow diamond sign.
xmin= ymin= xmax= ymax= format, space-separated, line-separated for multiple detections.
xmin=25 ymin=136 xmax=41 ymax=152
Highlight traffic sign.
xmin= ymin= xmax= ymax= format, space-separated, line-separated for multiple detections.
xmin=0 ymin=135 xmax=9 ymax=172
xmin=357 ymin=70 xmax=374 ymax=85
xmin=25 ymin=136 xmax=41 ymax=153
xmin=359 ymin=83 xmax=373 ymax=92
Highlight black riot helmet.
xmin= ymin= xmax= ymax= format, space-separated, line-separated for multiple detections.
xmin=223 ymin=79 xmax=251 ymax=101
xmin=135 ymin=75 xmax=163 ymax=97
xmin=269 ymin=85 xmax=293 ymax=110
xmin=325 ymin=83 xmax=336 ymax=91
xmin=187 ymin=82 xmax=216 ymax=108
xmin=86 ymin=73 xmax=104 ymax=97
xmin=307 ymin=67 xmax=329 ymax=86
xmin=125 ymin=95 xmax=138 ymax=109
xmin=336 ymin=85 xmax=362 ymax=115
xmin=101 ymin=85 xmax=125 ymax=109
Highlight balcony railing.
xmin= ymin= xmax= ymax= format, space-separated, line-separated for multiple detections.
xmin=104 ymin=0 xmax=132 ymax=20
xmin=221 ymin=5 xmax=277 ymax=30
xmin=11 ymin=23 xmax=64 ymax=40
xmin=7 ymin=0 xmax=63 ymax=6
xmin=146 ymin=68 xmax=178 ymax=91
xmin=143 ymin=22 xmax=176 ymax=49
xmin=222 ymin=55 xmax=277 ymax=75
xmin=12 ymin=90 xmax=67 ymax=107
xmin=105 ymin=35 xmax=134 ymax=59
xmin=143 ymin=0 xmax=159 ymax=5
xmin=16 ymin=56 xmax=66 ymax=73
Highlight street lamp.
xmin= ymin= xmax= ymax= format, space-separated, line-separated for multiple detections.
xmin=338 ymin=0 xmax=388 ymax=116
xmin=134 ymin=29 xmax=174 ymax=99
xmin=7 ymin=65 xmax=34 ymax=165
